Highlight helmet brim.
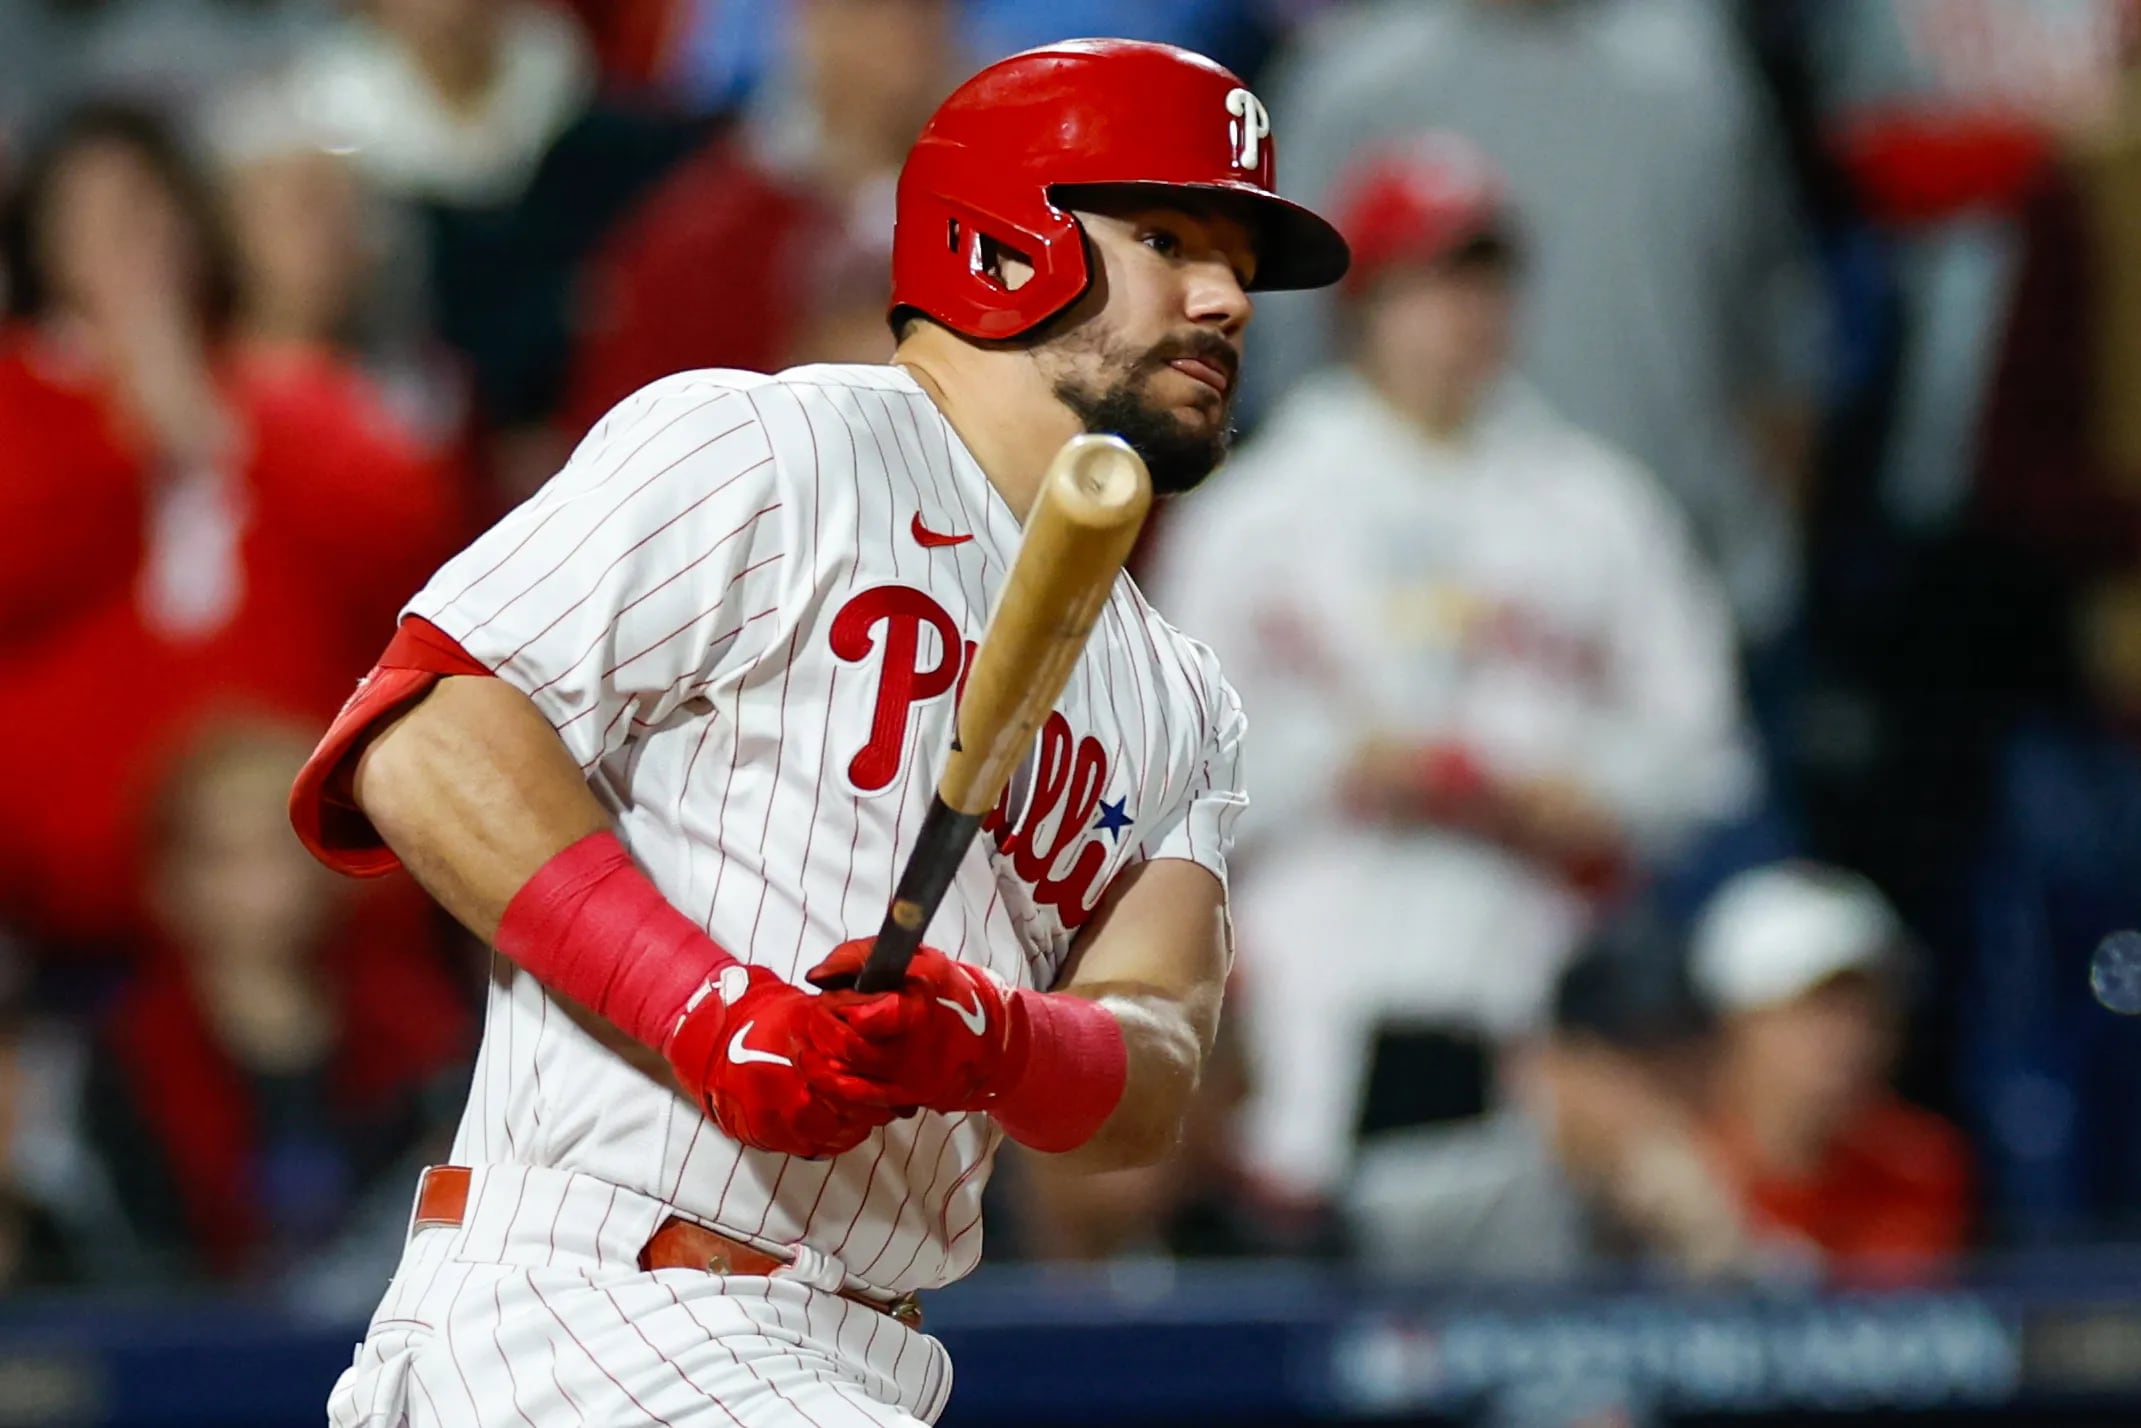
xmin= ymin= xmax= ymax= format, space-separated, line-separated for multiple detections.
xmin=1051 ymin=180 xmax=1351 ymax=293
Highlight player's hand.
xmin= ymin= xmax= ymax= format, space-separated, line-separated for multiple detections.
xmin=663 ymin=963 xmax=900 ymax=1159
xmin=806 ymin=941 xmax=1016 ymax=1113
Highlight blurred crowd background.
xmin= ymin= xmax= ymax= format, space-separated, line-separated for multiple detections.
xmin=3 ymin=0 xmax=2141 ymax=1328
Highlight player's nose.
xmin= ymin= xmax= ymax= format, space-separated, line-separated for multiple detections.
xmin=1184 ymin=260 xmax=1252 ymax=338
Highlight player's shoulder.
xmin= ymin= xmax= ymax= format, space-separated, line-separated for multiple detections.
xmin=1121 ymin=575 xmax=1246 ymax=746
xmin=574 ymin=364 xmax=937 ymax=494
xmin=768 ymin=362 xmax=928 ymax=397
xmin=583 ymin=363 xmax=918 ymax=431
xmin=730 ymin=361 xmax=937 ymax=425
xmin=645 ymin=362 xmax=940 ymax=465
xmin=575 ymin=367 xmax=775 ymax=449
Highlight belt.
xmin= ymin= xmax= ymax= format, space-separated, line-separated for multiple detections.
xmin=413 ymin=1166 xmax=922 ymax=1329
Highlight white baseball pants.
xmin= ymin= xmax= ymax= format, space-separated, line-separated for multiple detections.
xmin=326 ymin=1166 xmax=952 ymax=1427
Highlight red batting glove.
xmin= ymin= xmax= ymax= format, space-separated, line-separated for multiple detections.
xmin=805 ymin=941 xmax=1016 ymax=1113
xmin=663 ymin=963 xmax=900 ymax=1158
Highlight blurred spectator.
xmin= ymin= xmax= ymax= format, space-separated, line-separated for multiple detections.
xmin=557 ymin=0 xmax=955 ymax=437
xmin=290 ymin=0 xmax=594 ymax=210
xmin=1972 ymin=155 xmax=2132 ymax=575
xmin=655 ymin=0 xmax=786 ymax=116
xmin=1252 ymin=0 xmax=1827 ymax=642
xmin=0 ymin=934 xmax=86 ymax=1290
xmin=1803 ymin=0 xmax=2135 ymax=536
xmin=80 ymin=719 xmax=470 ymax=1286
xmin=1346 ymin=922 xmax=1771 ymax=1284
xmin=959 ymin=0 xmax=1282 ymax=77
xmin=281 ymin=0 xmax=715 ymax=493
xmin=559 ymin=0 xmax=698 ymax=98
xmin=1966 ymin=573 xmax=2141 ymax=1246
xmin=1151 ymin=136 xmax=1756 ymax=1207
xmin=1693 ymin=862 xmax=1971 ymax=1283
xmin=746 ymin=0 xmax=949 ymax=213
xmin=645 ymin=0 xmax=1283 ymax=124
xmin=1774 ymin=2 xmax=2141 ymax=902
xmin=206 ymin=78 xmax=468 ymax=448
xmin=1766 ymin=7 xmax=2141 ymax=965
xmin=0 ymin=0 xmax=334 ymax=148
xmin=0 ymin=100 xmax=461 ymax=949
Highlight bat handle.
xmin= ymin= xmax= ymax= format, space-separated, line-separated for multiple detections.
xmin=854 ymin=798 xmax=985 ymax=993
xmin=858 ymin=903 xmax=927 ymax=994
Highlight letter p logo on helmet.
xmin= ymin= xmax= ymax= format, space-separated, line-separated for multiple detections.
xmin=1226 ymin=88 xmax=1270 ymax=172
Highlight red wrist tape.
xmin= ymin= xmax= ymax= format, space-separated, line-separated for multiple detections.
xmin=493 ymin=830 xmax=736 ymax=1050
xmin=988 ymin=990 xmax=1127 ymax=1153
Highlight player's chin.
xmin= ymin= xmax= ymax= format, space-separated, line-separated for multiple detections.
xmin=1153 ymin=381 xmax=1230 ymax=434
xmin=1143 ymin=428 xmax=1232 ymax=497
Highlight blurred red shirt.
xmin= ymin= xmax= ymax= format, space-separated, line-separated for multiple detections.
xmin=97 ymin=882 xmax=474 ymax=1281
xmin=558 ymin=131 xmax=837 ymax=440
xmin=1714 ymin=1095 xmax=1972 ymax=1284
xmin=0 ymin=328 xmax=464 ymax=947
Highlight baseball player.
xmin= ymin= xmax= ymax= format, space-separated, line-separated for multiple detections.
xmin=287 ymin=39 xmax=1348 ymax=1428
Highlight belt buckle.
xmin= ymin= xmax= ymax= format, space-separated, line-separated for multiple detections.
xmin=888 ymin=1293 xmax=924 ymax=1329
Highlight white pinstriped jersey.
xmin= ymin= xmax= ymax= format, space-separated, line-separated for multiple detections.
xmin=406 ymin=363 xmax=1245 ymax=1295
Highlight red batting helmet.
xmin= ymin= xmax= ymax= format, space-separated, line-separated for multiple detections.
xmin=1329 ymin=134 xmax=1516 ymax=298
xmin=890 ymin=38 xmax=1351 ymax=341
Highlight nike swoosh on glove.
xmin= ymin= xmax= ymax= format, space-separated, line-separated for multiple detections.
xmin=664 ymin=962 xmax=901 ymax=1158
xmin=806 ymin=941 xmax=1017 ymax=1114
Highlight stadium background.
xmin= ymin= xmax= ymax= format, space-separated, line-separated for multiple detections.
xmin=7 ymin=2 xmax=2141 ymax=1425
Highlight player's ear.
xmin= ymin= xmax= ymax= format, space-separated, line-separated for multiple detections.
xmin=977 ymin=235 xmax=1036 ymax=293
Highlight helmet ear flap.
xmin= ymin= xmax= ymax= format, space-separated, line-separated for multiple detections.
xmin=954 ymin=223 xmax=1019 ymax=295
xmin=901 ymin=183 xmax=1092 ymax=340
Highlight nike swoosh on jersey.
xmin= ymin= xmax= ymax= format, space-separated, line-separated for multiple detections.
xmin=726 ymin=1023 xmax=795 ymax=1067
xmin=936 ymin=991 xmax=988 ymax=1037
xmin=911 ymin=512 xmax=974 ymax=548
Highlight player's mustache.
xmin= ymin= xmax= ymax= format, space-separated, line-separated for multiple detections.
xmin=1137 ymin=334 xmax=1240 ymax=390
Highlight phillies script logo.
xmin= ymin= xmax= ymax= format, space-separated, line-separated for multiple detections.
xmin=830 ymin=584 xmax=1115 ymax=928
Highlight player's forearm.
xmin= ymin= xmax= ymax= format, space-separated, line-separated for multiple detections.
xmin=352 ymin=674 xmax=612 ymax=942
xmin=355 ymin=675 xmax=752 ymax=1067
xmin=1041 ymin=985 xmax=1213 ymax=1170
xmin=1016 ymin=859 xmax=1228 ymax=1169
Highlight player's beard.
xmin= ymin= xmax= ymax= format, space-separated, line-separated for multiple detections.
xmin=1048 ymin=332 xmax=1239 ymax=496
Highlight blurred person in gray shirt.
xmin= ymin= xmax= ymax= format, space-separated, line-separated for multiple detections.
xmin=1345 ymin=919 xmax=1781 ymax=1285
xmin=1252 ymin=0 xmax=1827 ymax=641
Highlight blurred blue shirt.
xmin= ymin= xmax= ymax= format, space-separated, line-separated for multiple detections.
xmin=663 ymin=0 xmax=1286 ymax=115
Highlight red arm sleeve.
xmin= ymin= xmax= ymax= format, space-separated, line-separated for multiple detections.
xmin=288 ymin=616 xmax=493 ymax=876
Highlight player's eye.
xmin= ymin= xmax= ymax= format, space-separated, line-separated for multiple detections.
xmin=1140 ymin=227 xmax=1184 ymax=259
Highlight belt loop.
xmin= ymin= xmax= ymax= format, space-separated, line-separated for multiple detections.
xmin=777 ymin=1244 xmax=851 ymax=1295
xmin=410 ymin=1165 xmax=472 ymax=1238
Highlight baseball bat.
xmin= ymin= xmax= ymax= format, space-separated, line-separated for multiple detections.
xmin=853 ymin=433 xmax=1154 ymax=993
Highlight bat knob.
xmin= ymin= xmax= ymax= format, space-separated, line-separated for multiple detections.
xmin=1055 ymin=434 xmax=1150 ymax=518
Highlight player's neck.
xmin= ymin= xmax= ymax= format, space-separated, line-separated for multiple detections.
xmin=892 ymin=340 xmax=1081 ymax=523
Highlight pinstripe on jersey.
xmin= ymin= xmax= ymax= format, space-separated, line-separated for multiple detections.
xmin=405 ymin=363 xmax=1245 ymax=1296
